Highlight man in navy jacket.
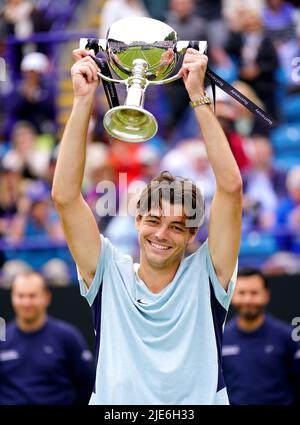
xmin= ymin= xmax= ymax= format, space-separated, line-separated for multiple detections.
xmin=222 ymin=268 xmax=300 ymax=405
xmin=0 ymin=272 xmax=95 ymax=404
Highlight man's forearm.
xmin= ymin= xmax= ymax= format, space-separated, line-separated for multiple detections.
xmin=194 ymin=104 xmax=242 ymax=192
xmin=52 ymin=96 xmax=94 ymax=204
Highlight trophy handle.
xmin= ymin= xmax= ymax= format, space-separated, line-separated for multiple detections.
xmin=96 ymin=71 xmax=125 ymax=84
xmin=148 ymin=40 xmax=208 ymax=86
xmin=149 ymin=74 xmax=181 ymax=86
xmin=79 ymin=39 xmax=125 ymax=85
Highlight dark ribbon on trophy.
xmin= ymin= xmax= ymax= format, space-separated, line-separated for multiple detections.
xmin=90 ymin=40 xmax=277 ymax=130
xmin=92 ymin=54 xmax=120 ymax=108
xmin=187 ymin=41 xmax=277 ymax=129
xmin=206 ymin=67 xmax=277 ymax=128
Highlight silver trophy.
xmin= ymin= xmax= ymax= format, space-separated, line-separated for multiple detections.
xmin=80 ymin=17 xmax=207 ymax=143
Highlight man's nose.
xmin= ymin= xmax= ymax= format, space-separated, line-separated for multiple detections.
xmin=21 ymin=297 xmax=32 ymax=306
xmin=243 ymin=294 xmax=253 ymax=304
xmin=154 ymin=224 xmax=168 ymax=240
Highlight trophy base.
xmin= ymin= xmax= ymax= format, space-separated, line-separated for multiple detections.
xmin=103 ymin=106 xmax=158 ymax=143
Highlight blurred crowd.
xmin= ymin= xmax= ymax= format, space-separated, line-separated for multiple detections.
xmin=1 ymin=0 xmax=300 ymax=286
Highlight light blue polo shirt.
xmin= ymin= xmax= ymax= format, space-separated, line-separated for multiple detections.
xmin=78 ymin=235 xmax=237 ymax=405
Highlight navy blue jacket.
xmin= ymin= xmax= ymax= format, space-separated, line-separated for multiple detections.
xmin=222 ymin=314 xmax=300 ymax=405
xmin=0 ymin=316 xmax=95 ymax=405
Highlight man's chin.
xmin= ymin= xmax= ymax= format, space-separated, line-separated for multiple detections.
xmin=240 ymin=310 xmax=262 ymax=321
xmin=19 ymin=314 xmax=39 ymax=323
xmin=147 ymin=256 xmax=170 ymax=269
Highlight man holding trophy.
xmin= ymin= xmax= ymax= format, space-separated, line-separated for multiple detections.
xmin=52 ymin=18 xmax=242 ymax=404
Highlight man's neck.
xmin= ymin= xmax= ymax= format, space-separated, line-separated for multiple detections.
xmin=16 ymin=315 xmax=47 ymax=333
xmin=237 ymin=313 xmax=265 ymax=332
xmin=138 ymin=259 xmax=181 ymax=294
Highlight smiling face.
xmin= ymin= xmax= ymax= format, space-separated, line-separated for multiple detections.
xmin=136 ymin=199 xmax=197 ymax=271
xmin=12 ymin=273 xmax=51 ymax=326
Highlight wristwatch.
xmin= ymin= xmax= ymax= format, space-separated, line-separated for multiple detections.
xmin=189 ymin=94 xmax=211 ymax=108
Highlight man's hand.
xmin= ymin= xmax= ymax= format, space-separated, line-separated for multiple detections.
xmin=179 ymin=49 xmax=208 ymax=100
xmin=71 ymin=49 xmax=99 ymax=98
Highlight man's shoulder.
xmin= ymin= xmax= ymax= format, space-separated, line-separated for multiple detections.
xmin=0 ymin=320 xmax=18 ymax=343
xmin=100 ymin=234 xmax=133 ymax=264
xmin=223 ymin=317 xmax=237 ymax=334
xmin=265 ymin=314 xmax=292 ymax=333
xmin=184 ymin=240 xmax=207 ymax=264
xmin=46 ymin=316 xmax=82 ymax=340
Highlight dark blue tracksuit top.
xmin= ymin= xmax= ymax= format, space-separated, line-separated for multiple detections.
xmin=0 ymin=316 xmax=95 ymax=404
xmin=222 ymin=314 xmax=300 ymax=405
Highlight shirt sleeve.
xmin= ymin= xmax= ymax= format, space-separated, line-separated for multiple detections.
xmin=77 ymin=234 xmax=115 ymax=306
xmin=203 ymin=239 xmax=238 ymax=311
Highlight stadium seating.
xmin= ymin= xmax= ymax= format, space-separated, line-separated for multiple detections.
xmin=271 ymin=123 xmax=300 ymax=155
xmin=239 ymin=231 xmax=278 ymax=267
xmin=280 ymin=94 xmax=300 ymax=123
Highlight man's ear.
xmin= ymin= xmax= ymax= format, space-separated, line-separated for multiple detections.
xmin=265 ymin=288 xmax=271 ymax=305
xmin=187 ymin=228 xmax=198 ymax=245
xmin=45 ymin=290 xmax=52 ymax=308
xmin=135 ymin=212 xmax=141 ymax=231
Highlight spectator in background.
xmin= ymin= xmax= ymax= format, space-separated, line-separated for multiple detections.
xmin=230 ymin=80 xmax=270 ymax=137
xmin=165 ymin=0 xmax=207 ymax=134
xmin=263 ymin=250 xmax=300 ymax=275
xmin=141 ymin=0 xmax=170 ymax=21
xmin=166 ymin=0 xmax=206 ymax=42
xmin=262 ymin=0 xmax=300 ymax=90
xmin=2 ymin=121 xmax=51 ymax=180
xmin=99 ymin=0 xmax=148 ymax=38
xmin=243 ymin=135 xmax=286 ymax=230
xmin=134 ymin=144 xmax=161 ymax=183
xmin=226 ymin=8 xmax=279 ymax=119
xmin=195 ymin=0 xmax=229 ymax=49
xmin=194 ymin=0 xmax=235 ymax=85
xmin=0 ymin=0 xmax=51 ymax=72
xmin=7 ymin=180 xmax=64 ymax=244
xmin=276 ymin=165 xmax=300 ymax=252
xmin=169 ymin=84 xmax=252 ymax=164
xmin=0 ymin=157 xmax=22 ymax=230
xmin=0 ymin=155 xmax=22 ymax=266
xmin=222 ymin=268 xmax=300 ymax=405
xmin=206 ymin=87 xmax=250 ymax=173
xmin=0 ymin=271 xmax=95 ymax=404
xmin=84 ymin=143 xmax=118 ymax=233
xmin=6 ymin=52 xmax=56 ymax=136
xmin=2 ymin=179 xmax=69 ymax=278
xmin=109 ymin=138 xmax=142 ymax=184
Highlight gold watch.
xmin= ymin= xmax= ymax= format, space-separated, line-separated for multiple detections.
xmin=189 ymin=94 xmax=211 ymax=108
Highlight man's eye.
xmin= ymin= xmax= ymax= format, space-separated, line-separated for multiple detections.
xmin=147 ymin=219 xmax=159 ymax=224
xmin=172 ymin=226 xmax=184 ymax=232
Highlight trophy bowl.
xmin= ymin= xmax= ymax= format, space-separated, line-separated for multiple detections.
xmin=80 ymin=17 xmax=207 ymax=142
xmin=106 ymin=17 xmax=178 ymax=81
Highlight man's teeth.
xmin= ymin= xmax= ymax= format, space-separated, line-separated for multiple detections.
xmin=150 ymin=242 xmax=170 ymax=250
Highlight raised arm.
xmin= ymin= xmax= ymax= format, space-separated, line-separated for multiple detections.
xmin=52 ymin=49 xmax=101 ymax=288
xmin=180 ymin=50 xmax=243 ymax=290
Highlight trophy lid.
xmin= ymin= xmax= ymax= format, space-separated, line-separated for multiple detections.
xmin=106 ymin=17 xmax=178 ymax=80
